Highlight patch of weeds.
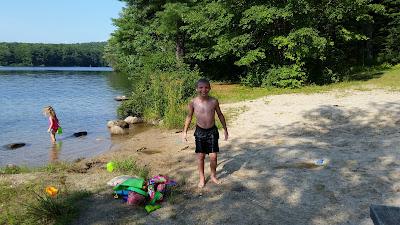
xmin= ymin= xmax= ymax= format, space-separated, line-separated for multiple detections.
xmin=113 ymin=157 xmax=150 ymax=179
xmin=0 ymin=164 xmax=30 ymax=174
xmin=38 ymin=162 xmax=75 ymax=173
xmin=0 ymin=181 xmax=39 ymax=225
xmin=26 ymin=189 xmax=91 ymax=225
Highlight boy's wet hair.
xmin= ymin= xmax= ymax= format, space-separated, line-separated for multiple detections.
xmin=196 ymin=78 xmax=210 ymax=87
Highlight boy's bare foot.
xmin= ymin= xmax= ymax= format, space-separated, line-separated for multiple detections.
xmin=211 ymin=176 xmax=221 ymax=185
xmin=198 ymin=180 xmax=205 ymax=188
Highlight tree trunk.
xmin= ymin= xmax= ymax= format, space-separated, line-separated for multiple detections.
xmin=175 ymin=21 xmax=185 ymax=61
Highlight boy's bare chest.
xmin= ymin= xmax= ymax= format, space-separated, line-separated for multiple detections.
xmin=193 ymin=102 xmax=215 ymax=115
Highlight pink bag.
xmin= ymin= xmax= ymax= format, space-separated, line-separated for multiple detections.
xmin=127 ymin=191 xmax=145 ymax=206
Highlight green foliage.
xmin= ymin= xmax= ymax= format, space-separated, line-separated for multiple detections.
xmin=0 ymin=165 xmax=30 ymax=174
xmin=26 ymin=190 xmax=90 ymax=225
xmin=0 ymin=42 xmax=107 ymax=67
xmin=39 ymin=162 xmax=75 ymax=173
xmin=272 ymin=28 xmax=328 ymax=62
xmin=263 ymin=64 xmax=306 ymax=88
xmin=240 ymin=5 xmax=292 ymax=29
xmin=106 ymin=0 xmax=400 ymax=123
xmin=112 ymin=157 xmax=150 ymax=179
xmin=0 ymin=179 xmax=90 ymax=225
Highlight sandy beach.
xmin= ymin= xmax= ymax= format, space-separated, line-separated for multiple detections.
xmin=4 ymin=89 xmax=400 ymax=224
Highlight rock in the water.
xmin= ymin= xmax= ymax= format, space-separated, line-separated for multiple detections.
xmin=6 ymin=143 xmax=26 ymax=150
xmin=73 ymin=131 xmax=88 ymax=137
xmin=124 ymin=116 xmax=143 ymax=124
xmin=107 ymin=120 xmax=116 ymax=128
xmin=115 ymin=120 xmax=129 ymax=129
xmin=107 ymin=120 xmax=129 ymax=129
xmin=110 ymin=125 xmax=128 ymax=135
xmin=114 ymin=95 xmax=129 ymax=101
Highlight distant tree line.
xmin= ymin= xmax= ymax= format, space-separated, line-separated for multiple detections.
xmin=0 ymin=42 xmax=108 ymax=67
xmin=105 ymin=0 xmax=400 ymax=88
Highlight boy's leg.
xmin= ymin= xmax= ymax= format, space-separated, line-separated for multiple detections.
xmin=209 ymin=153 xmax=221 ymax=184
xmin=197 ymin=153 xmax=206 ymax=188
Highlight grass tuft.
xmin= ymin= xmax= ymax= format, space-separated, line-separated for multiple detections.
xmin=26 ymin=190 xmax=91 ymax=225
xmin=112 ymin=157 xmax=150 ymax=179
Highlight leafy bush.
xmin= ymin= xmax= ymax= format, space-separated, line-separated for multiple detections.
xmin=262 ymin=64 xmax=306 ymax=88
xmin=117 ymin=54 xmax=200 ymax=128
xmin=240 ymin=68 xmax=265 ymax=87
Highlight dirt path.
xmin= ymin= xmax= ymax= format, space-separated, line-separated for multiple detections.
xmin=71 ymin=89 xmax=400 ymax=225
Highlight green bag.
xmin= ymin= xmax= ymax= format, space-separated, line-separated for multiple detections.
xmin=56 ymin=127 xmax=63 ymax=134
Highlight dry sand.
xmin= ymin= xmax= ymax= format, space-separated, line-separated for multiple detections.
xmin=15 ymin=89 xmax=400 ymax=225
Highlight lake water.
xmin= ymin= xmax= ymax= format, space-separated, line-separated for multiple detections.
xmin=0 ymin=67 xmax=133 ymax=167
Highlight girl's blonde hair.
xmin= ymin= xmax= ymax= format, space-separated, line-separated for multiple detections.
xmin=43 ymin=106 xmax=57 ymax=119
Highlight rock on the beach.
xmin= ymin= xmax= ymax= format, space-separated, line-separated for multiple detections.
xmin=73 ymin=131 xmax=88 ymax=137
xmin=109 ymin=125 xmax=129 ymax=135
xmin=6 ymin=143 xmax=26 ymax=150
xmin=124 ymin=116 xmax=143 ymax=124
xmin=107 ymin=120 xmax=130 ymax=135
xmin=114 ymin=95 xmax=129 ymax=101
xmin=107 ymin=120 xmax=129 ymax=129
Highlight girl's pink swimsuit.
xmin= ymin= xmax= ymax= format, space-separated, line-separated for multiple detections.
xmin=49 ymin=117 xmax=59 ymax=132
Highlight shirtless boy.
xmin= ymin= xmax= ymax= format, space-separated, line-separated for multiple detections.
xmin=183 ymin=78 xmax=228 ymax=188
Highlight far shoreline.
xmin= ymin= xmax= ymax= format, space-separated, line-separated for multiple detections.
xmin=0 ymin=66 xmax=113 ymax=72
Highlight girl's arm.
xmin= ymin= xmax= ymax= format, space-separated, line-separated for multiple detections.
xmin=48 ymin=117 xmax=53 ymax=132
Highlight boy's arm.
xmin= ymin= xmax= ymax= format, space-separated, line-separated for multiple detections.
xmin=215 ymin=100 xmax=228 ymax=141
xmin=183 ymin=101 xmax=194 ymax=142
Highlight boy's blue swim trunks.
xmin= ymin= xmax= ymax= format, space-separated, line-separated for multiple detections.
xmin=194 ymin=125 xmax=219 ymax=154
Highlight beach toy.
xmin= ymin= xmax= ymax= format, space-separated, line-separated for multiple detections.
xmin=45 ymin=186 xmax=58 ymax=197
xmin=150 ymin=191 xmax=163 ymax=205
xmin=106 ymin=162 xmax=115 ymax=172
xmin=145 ymin=204 xmax=161 ymax=213
xmin=56 ymin=127 xmax=63 ymax=134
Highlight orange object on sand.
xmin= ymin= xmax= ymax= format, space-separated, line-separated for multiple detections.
xmin=45 ymin=186 xmax=58 ymax=197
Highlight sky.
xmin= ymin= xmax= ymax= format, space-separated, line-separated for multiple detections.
xmin=0 ymin=0 xmax=125 ymax=43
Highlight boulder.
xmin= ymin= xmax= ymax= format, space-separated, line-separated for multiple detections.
xmin=107 ymin=120 xmax=129 ymax=129
xmin=73 ymin=131 xmax=88 ymax=137
xmin=115 ymin=120 xmax=129 ymax=129
xmin=107 ymin=120 xmax=116 ymax=128
xmin=124 ymin=116 xmax=143 ymax=124
xmin=109 ymin=125 xmax=129 ymax=135
xmin=114 ymin=95 xmax=129 ymax=101
xmin=6 ymin=143 xmax=26 ymax=150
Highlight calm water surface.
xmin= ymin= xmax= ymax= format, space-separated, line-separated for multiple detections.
xmin=0 ymin=67 xmax=132 ymax=167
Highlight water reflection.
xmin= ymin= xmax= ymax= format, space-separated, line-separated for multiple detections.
xmin=105 ymin=72 xmax=133 ymax=95
xmin=49 ymin=141 xmax=63 ymax=163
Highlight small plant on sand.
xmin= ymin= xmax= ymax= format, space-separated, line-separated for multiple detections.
xmin=113 ymin=157 xmax=150 ymax=179
xmin=26 ymin=188 xmax=90 ymax=225
xmin=39 ymin=162 xmax=76 ymax=173
xmin=0 ymin=164 xmax=29 ymax=174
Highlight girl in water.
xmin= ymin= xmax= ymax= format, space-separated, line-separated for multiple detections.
xmin=43 ymin=106 xmax=60 ymax=144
